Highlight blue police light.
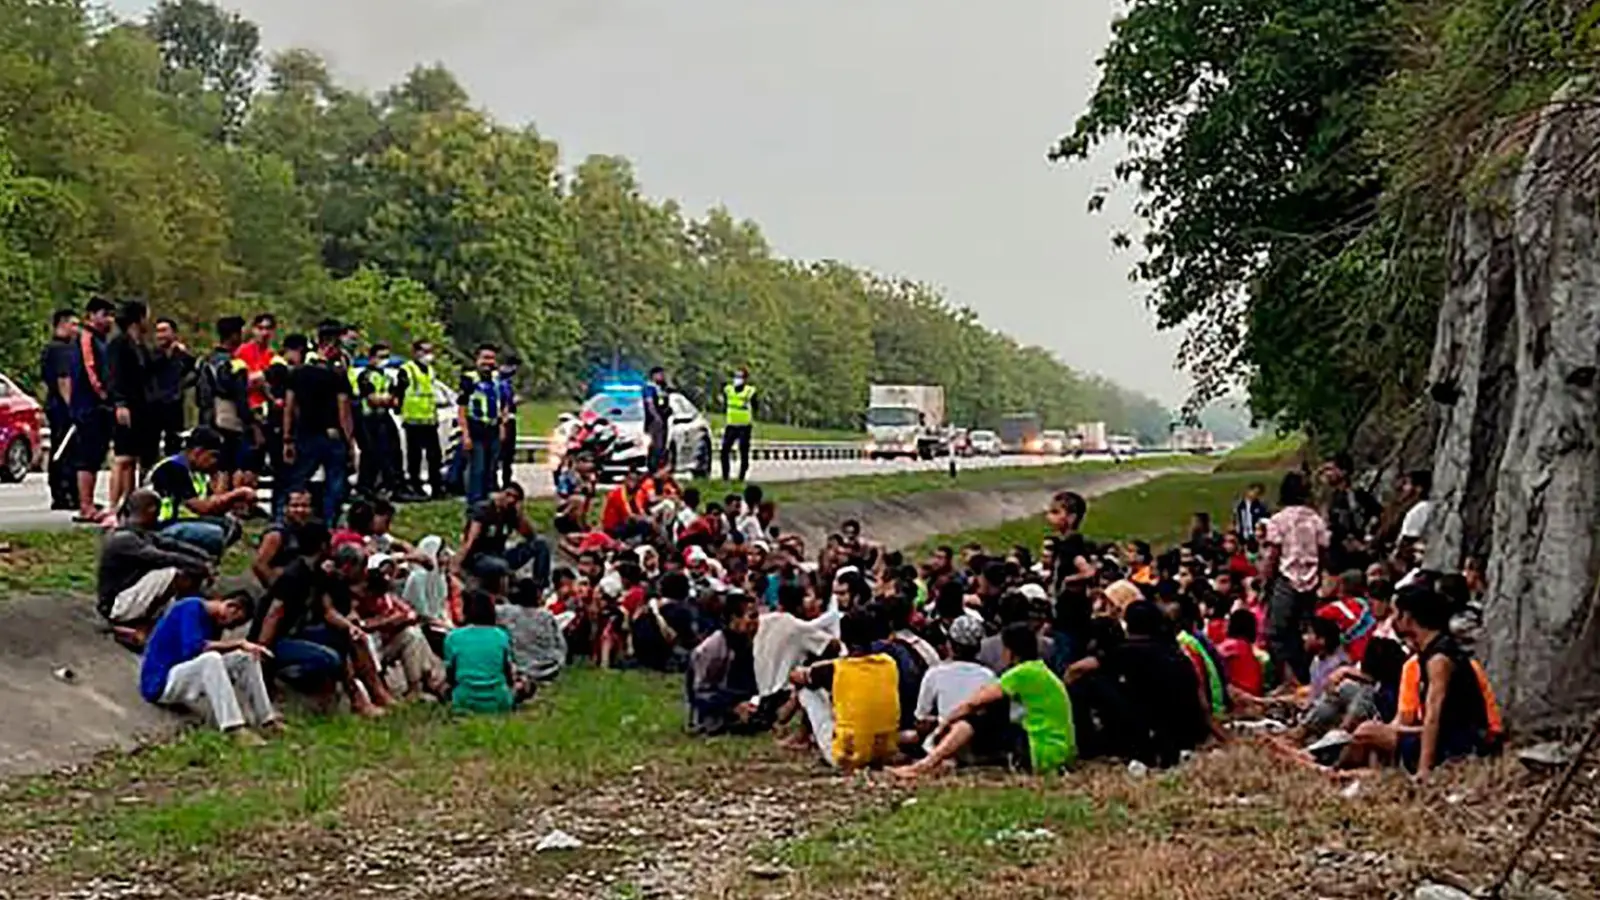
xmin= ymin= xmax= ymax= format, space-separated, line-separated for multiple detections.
xmin=599 ymin=382 xmax=645 ymax=394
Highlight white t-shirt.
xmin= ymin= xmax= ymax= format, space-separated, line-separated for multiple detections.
xmin=1400 ymin=500 xmax=1433 ymax=540
xmin=914 ymin=660 xmax=996 ymax=721
xmin=752 ymin=611 xmax=834 ymax=697
xmin=737 ymin=514 xmax=766 ymax=544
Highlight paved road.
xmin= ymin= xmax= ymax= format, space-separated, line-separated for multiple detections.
xmin=0 ymin=452 xmax=1160 ymax=533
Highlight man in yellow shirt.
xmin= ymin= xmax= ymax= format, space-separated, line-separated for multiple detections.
xmin=795 ymin=610 xmax=900 ymax=771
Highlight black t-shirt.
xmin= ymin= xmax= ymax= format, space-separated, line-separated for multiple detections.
xmin=467 ymin=500 xmax=520 ymax=559
xmin=253 ymin=557 xmax=352 ymax=641
xmin=147 ymin=347 xmax=194 ymax=405
xmin=1103 ymin=637 xmax=1211 ymax=760
xmin=288 ymin=362 xmax=348 ymax=438
xmin=150 ymin=455 xmax=202 ymax=511
xmin=631 ymin=601 xmax=696 ymax=671
xmin=40 ymin=337 xmax=74 ymax=414
xmin=1050 ymin=532 xmax=1093 ymax=634
xmin=106 ymin=333 xmax=149 ymax=411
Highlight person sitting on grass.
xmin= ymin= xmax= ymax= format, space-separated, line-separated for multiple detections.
xmin=687 ymin=591 xmax=765 ymax=736
xmin=98 ymin=489 xmax=213 ymax=649
xmin=1216 ymin=608 xmax=1266 ymax=700
xmin=252 ymin=487 xmax=316 ymax=589
xmin=354 ymin=564 xmax=444 ymax=700
xmin=909 ymin=617 xmax=997 ymax=752
xmin=139 ymin=590 xmax=281 ymax=745
xmin=444 ymin=589 xmax=518 ymax=713
xmin=892 ymin=622 xmax=1076 ymax=780
xmin=455 ymin=481 xmax=551 ymax=588
xmin=146 ymin=426 xmax=252 ymax=558
xmin=1339 ymin=585 xmax=1499 ymax=779
xmin=499 ymin=576 xmax=567 ymax=686
xmin=790 ymin=608 xmax=900 ymax=771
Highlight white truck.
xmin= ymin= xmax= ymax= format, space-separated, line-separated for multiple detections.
xmin=1074 ymin=421 xmax=1109 ymax=454
xmin=865 ymin=384 xmax=948 ymax=460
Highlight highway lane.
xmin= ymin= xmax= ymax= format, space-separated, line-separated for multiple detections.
xmin=0 ymin=452 xmax=1155 ymax=533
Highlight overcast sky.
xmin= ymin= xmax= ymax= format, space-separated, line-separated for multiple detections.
xmin=111 ymin=0 xmax=1187 ymax=405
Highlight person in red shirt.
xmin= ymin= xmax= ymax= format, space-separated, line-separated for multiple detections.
xmin=1217 ymin=608 xmax=1265 ymax=698
xmin=601 ymin=468 xmax=654 ymax=542
xmin=1221 ymin=531 xmax=1257 ymax=579
xmin=234 ymin=313 xmax=280 ymax=478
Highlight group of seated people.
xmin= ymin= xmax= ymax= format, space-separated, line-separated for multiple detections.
xmin=104 ymin=456 xmax=1504 ymax=783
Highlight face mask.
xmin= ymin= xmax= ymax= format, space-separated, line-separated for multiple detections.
xmin=479 ymin=364 xmax=495 ymax=376
xmin=418 ymin=352 xmax=434 ymax=366
xmin=341 ymin=338 xmax=357 ymax=351
xmin=733 ymin=376 xmax=746 ymax=387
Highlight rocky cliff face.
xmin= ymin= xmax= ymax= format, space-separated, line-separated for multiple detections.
xmin=1423 ymin=81 xmax=1600 ymax=727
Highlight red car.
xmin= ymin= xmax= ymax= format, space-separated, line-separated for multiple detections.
xmin=0 ymin=372 xmax=44 ymax=482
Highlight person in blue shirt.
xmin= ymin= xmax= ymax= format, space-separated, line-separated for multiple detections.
xmin=497 ymin=353 xmax=521 ymax=490
xmin=139 ymin=592 xmax=281 ymax=743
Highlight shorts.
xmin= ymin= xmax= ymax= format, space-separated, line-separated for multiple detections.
xmin=217 ymin=430 xmax=246 ymax=473
xmin=966 ymin=703 xmax=1034 ymax=772
xmin=73 ymin=408 xmax=113 ymax=473
xmin=113 ymin=418 xmax=159 ymax=467
xmin=1397 ymin=728 xmax=1492 ymax=774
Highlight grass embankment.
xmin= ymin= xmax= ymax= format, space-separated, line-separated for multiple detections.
xmin=0 ymin=456 xmax=1185 ymax=594
xmin=518 ymin=399 xmax=860 ymax=443
xmin=1214 ymin=430 xmax=1306 ymax=473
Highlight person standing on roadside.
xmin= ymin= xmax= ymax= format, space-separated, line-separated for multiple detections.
xmin=458 ymin=343 xmax=502 ymax=504
xmin=355 ymin=341 xmax=405 ymax=498
xmin=70 ymin=297 xmax=116 ymax=524
xmin=280 ymin=324 xmax=356 ymax=524
xmin=642 ymin=366 xmax=672 ymax=473
xmin=40 ymin=308 xmax=79 ymax=511
xmin=149 ymin=318 xmax=194 ymax=458
xmin=107 ymin=300 xmax=154 ymax=516
xmin=1260 ymin=470 xmax=1330 ymax=687
xmin=398 ymin=339 xmax=443 ymax=500
xmin=196 ymin=316 xmax=257 ymax=496
xmin=234 ymin=314 xmax=282 ymax=485
xmin=497 ymin=353 xmax=521 ymax=490
xmin=721 ymin=367 xmax=756 ymax=482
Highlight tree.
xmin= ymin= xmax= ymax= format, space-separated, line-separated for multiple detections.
xmin=145 ymin=0 xmax=260 ymax=140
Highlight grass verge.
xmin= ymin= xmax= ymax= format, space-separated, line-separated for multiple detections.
xmin=914 ymin=470 xmax=1267 ymax=558
xmin=1215 ymin=431 xmax=1305 ymax=472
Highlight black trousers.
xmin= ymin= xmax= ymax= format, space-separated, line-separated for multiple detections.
xmin=499 ymin=418 xmax=518 ymax=487
xmin=405 ymin=422 xmax=443 ymax=494
xmin=720 ymin=424 xmax=753 ymax=481
xmin=151 ymin=400 xmax=186 ymax=458
xmin=357 ymin=414 xmax=403 ymax=495
xmin=45 ymin=408 xmax=77 ymax=508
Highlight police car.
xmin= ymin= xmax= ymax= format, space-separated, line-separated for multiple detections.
xmin=552 ymin=384 xmax=714 ymax=479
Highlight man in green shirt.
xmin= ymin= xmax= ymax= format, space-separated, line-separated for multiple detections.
xmin=892 ymin=622 xmax=1076 ymax=778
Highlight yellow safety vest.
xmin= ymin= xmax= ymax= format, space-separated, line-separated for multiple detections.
xmin=400 ymin=360 xmax=436 ymax=425
xmin=149 ymin=455 xmax=209 ymax=523
xmin=724 ymin=383 xmax=756 ymax=426
xmin=360 ymin=366 xmax=392 ymax=415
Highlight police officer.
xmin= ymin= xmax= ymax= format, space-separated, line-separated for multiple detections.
xmin=642 ymin=366 xmax=671 ymax=472
xmin=721 ymin=367 xmax=756 ymax=482
xmin=397 ymin=339 xmax=443 ymax=499
xmin=355 ymin=341 xmax=405 ymax=497
xmin=458 ymin=343 xmax=503 ymax=503
xmin=497 ymin=353 xmax=521 ymax=489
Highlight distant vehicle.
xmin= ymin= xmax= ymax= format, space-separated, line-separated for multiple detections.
xmin=0 ymin=372 xmax=43 ymax=482
xmin=1074 ymin=421 xmax=1109 ymax=454
xmin=968 ymin=429 xmax=1002 ymax=456
xmin=1171 ymin=426 xmax=1216 ymax=454
xmin=1040 ymin=429 xmax=1068 ymax=456
xmin=999 ymin=413 xmax=1043 ymax=454
xmin=866 ymin=384 xmax=948 ymax=460
xmin=1108 ymin=434 xmax=1139 ymax=457
xmin=553 ymin=384 xmax=713 ymax=479
xmin=949 ymin=428 xmax=972 ymax=458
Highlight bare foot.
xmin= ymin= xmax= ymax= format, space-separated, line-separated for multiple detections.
xmin=229 ymin=729 xmax=268 ymax=748
xmin=887 ymin=764 xmax=925 ymax=781
xmin=353 ymin=702 xmax=387 ymax=719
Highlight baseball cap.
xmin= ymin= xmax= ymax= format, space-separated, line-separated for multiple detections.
xmin=948 ymin=616 xmax=985 ymax=647
xmin=1018 ymin=583 xmax=1048 ymax=602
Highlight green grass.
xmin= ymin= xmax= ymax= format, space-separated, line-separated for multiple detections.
xmin=3 ymin=669 xmax=735 ymax=865
xmin=518 ymin=399 xmax=859 ymax=443
xmin=1216 ymin=431 xmax=1305 ymax=473
xmin=914 ymin=470 xmax=1269 ymax=558
xmin=774 ymin=785 xmax=1111 ymax=889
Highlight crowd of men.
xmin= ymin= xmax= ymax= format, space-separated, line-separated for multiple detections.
xmin=40 ymin=300 xmax=537 ymax=530
xmin=102 ymin=376 xmax=1500 ymax=787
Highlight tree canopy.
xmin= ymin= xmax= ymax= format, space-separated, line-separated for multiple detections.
xmin=1056 ymin=0 xmax=1587 ymax=448
xmin=0 ymin=0 xmax=1173 ymax=440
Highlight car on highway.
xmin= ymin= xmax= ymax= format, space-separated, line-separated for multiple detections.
xmin=552 ymin=385 xmax=713 ymax=479
xmin=0 ymin=372 xmax=43 ymax=483
xmin=968 ymin=429 xmax=1002 ymax=457
xmin=1040 ymin=429 xmax=1068 ymax=456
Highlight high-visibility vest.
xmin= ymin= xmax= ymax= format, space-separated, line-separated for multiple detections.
xmin=724 ymin=383 xmax=756 ymax=426
xmin=400 ymin=360 xmax=437 ymax=425
xmin=149 ymin=454 xmax=208 ymax=523
xmin=360 ymin=366 xmax=391 ymax=415
xmin=465 ymin=374 xmax=499 ymax=425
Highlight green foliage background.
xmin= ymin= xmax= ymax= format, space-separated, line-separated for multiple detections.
xmin=0 ymin=0 xmax=1174 ymax=441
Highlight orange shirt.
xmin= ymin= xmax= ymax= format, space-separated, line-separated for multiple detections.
xmin=235 ymin=341 xmax=276 ymax=412
xmin=1397 ymin=655 xmax=1503 ymax=738
xmin=600 ymin=486 xmax=639 ymax=534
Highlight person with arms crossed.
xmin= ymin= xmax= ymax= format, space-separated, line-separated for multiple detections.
xmin=721 ymin=367 xmax=757 ymax=482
